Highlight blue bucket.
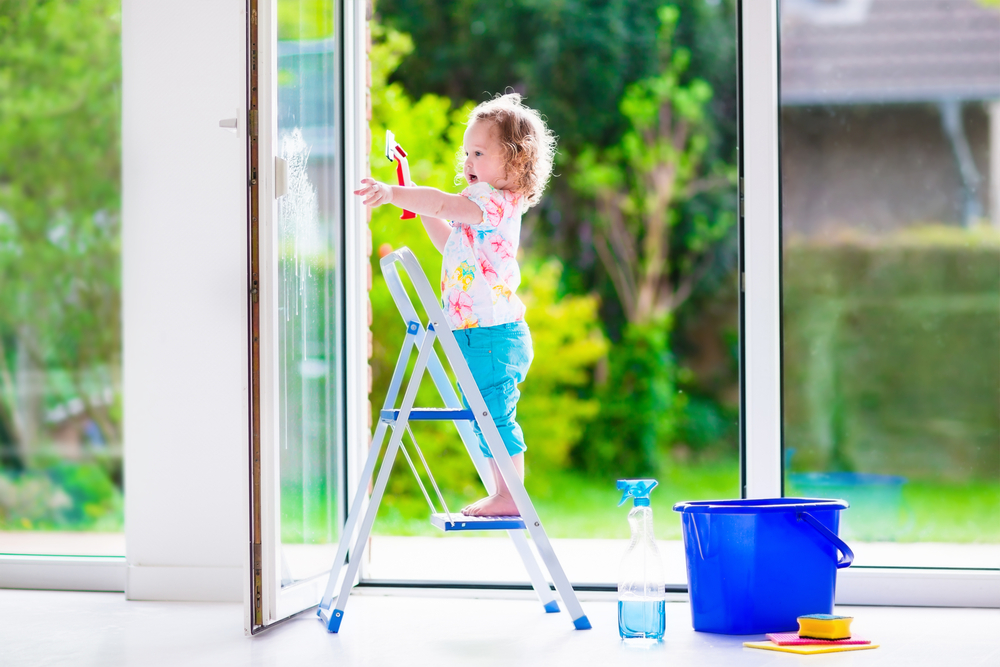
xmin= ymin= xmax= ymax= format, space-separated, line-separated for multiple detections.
xmin=673 ymin=498 xmax=853 ymax=635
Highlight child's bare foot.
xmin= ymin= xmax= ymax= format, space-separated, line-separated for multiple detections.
xmin=463 ymin=454 xmax=524 ymax=516
xmin=462 ymin=493 xmax=520 ymax=517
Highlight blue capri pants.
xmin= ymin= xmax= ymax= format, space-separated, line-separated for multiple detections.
xmin=454 ymin=321 xmax=533 ymax=459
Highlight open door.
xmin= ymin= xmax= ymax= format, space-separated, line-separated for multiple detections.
xmin=246 ymin=0 xmax=353 ymax=633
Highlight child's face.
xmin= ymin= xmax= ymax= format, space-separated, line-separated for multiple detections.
xmin=462 ymin=120 xmax=509 ymax=190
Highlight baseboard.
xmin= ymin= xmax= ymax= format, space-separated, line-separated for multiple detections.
xmin=837 ymin=567 xmax=1000 ymax=608
xmin=126 ymin=564 xmax=242 ymax=602
xmin=0 ymin=555 xmax=126 ymax=592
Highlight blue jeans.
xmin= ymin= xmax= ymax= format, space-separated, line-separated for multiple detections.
xmin=454 ymin=321 xmax=533 ymax=459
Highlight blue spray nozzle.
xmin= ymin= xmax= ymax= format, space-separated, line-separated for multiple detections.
xmin=617 ymin=479 xmax=658 ymax=507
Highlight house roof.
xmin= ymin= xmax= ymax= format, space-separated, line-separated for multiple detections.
xmin=780 ymin=0 xmax=1000 ymax=105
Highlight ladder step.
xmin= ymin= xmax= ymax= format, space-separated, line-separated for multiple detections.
xmin=430 ymin=513 xmax=526 ymax=531
xmin=381 ymin=408 xmax=475 ymax=423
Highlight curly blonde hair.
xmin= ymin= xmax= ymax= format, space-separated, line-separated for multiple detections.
xmin=462 ymin=92 xmax=557 ymax=208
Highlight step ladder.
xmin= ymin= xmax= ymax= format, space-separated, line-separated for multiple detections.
xmin=317 ymin=247 xmax=591 ymax=633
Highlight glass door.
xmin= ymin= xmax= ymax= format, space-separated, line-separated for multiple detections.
xmin=248 ymin=0 xmax=347 ymax=632
xmin=778 ymin=0 xmax=1000 ymax=571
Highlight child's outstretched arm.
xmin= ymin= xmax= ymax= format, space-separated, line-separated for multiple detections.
xmin=387 ymin=179 xmax=451 ymax=254
xmin=354 ymin=178 xmax=483 ymax=253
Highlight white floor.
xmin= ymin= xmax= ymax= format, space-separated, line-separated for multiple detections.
xmin=1 ymin=588 xmax=997 ymax=667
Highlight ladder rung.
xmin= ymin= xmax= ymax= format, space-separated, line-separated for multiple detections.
xmin=381 ymin=408 xmax=475 ymax=423
xmin=430 ymin=513 xmax=526 ymax=531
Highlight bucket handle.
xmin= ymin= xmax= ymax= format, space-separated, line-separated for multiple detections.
xmin=798 ymin=511 xmax=854 ymax=569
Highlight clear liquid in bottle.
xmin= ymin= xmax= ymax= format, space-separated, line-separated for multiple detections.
xmin=618 ymin=598 xmax=666 ymax=640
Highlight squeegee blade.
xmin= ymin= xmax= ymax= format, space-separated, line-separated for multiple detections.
xmin=385 ymin=130 xmax=396 ymax=162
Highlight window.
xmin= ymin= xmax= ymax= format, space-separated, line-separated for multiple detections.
xmin=779 ymin=0 xmax=1000 ymax=571
xmin=0 ymin=0 xmax=124 ymax=560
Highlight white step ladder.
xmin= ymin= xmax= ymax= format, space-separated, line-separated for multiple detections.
xmin=317 ymin=247 xmax=591 ymax=633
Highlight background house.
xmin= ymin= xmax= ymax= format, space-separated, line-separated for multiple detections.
xmin=779 ymin=0 xmax=1000 ymax=236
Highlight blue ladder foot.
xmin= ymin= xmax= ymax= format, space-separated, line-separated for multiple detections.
xmin=543 ymin=600 xmax=560 ymax=614
xmin=573 ymin=615 xmax=592 ymax=630
xmin=318 ymin=605 xmax=345 ymax=633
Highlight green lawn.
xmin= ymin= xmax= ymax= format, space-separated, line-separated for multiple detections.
xmin=897 ymin=481 xmax=1000 ymax=543
xmin=373 ymin=459 xmax=1000 ymax=543
xmin=375 ymin=458 xmax=739 ymax=539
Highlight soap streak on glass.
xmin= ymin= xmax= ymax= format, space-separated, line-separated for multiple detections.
xmin=273 ymin=5 xmax=345 ymax=586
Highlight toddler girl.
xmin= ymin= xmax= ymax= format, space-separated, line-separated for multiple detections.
xmin=355 ymin=92 xmax=556 ymax=517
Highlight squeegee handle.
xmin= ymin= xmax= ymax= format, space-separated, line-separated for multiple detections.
xmin=393 ymin=148 xmax=416 ymax=220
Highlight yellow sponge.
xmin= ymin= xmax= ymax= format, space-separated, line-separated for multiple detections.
xmin=744 ymin=641 xmax=878 ymax=655
xmin=797 ymin=614 xmax=853 ymax=640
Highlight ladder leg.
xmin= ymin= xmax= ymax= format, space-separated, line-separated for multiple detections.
xmin=322 ymin=426 xmax=404 ymax=632
xmin=434 ymin=324 xmax=591 ymax=630
xmin=473 ymin=406 xmax=589 ymax=628
xmin=319 ymin=420 xmax=388 ymax=612
xmin=322 ymin=328 xmax=438 ymax=632
xmin=320 ymin=324 xmax=418 ymax=617
xmin=504 ymin=455 xmax=590 ymax=628
xmin=482 ymin=451 xmax=589 ymax=627
xmin=508 ymin=529 xmax=559 ymax=613
xmin=524 ymin=519 xmax=591 ymax=629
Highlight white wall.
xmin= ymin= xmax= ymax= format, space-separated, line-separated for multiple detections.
xmin=122 ymin=0 xmax=248 ymax=602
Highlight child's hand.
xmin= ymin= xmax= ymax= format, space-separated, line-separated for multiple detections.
xmin=354 ymin=178 xmax=394 ymax=207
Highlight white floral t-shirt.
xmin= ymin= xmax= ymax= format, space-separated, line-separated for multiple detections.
xmin=440 ymin=182 xmax=527 ymax=330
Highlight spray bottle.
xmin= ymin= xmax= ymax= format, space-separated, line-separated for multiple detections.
xmin=617 ymin=479 xmax=665 ymax=640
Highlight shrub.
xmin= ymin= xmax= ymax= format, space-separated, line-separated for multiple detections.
xmin=579 ymin=319 xmax=684 ymax=476
xmin=783 ymin=225 xmax=1000 ymax=482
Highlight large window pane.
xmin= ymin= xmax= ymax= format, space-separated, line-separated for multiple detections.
xmin=780 ymin=0 xmax=1000 ymax=568
xmin=275 ymin=0 xmax=344 ymax=585
xmin=364 ymin=0 xmax=740 ymax=585
xmin=0 ymin=1 xmax=124 ymax=556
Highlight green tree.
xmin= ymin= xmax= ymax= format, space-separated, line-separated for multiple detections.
xmin=571 ymin=6 xmax=736 ymax=474
xmin=375 ymin=0 xmax=736 ymax=156
xmin=517 ymin=259 xmax=607 ymax=490
xmin=572 ymin=6 xmax=731 ymax=327
xmin=0 ymin=0 xmax=122 ymax=465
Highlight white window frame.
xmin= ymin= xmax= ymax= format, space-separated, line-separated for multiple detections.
xmin=739 ymin=0 xmax=998 ymax=608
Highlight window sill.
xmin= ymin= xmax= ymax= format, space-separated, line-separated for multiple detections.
xmin=0 ymin=554 xmax=125 ymax=592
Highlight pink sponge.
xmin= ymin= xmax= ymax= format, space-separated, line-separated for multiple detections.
xmin=766 ymin=632 xmax=871 ymax=646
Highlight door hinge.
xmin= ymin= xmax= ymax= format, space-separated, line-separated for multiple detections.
xmin=739 ymin=176 xmax=745 ymax=218
xmin=253 ymin=543 xmax=263 ymax=625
